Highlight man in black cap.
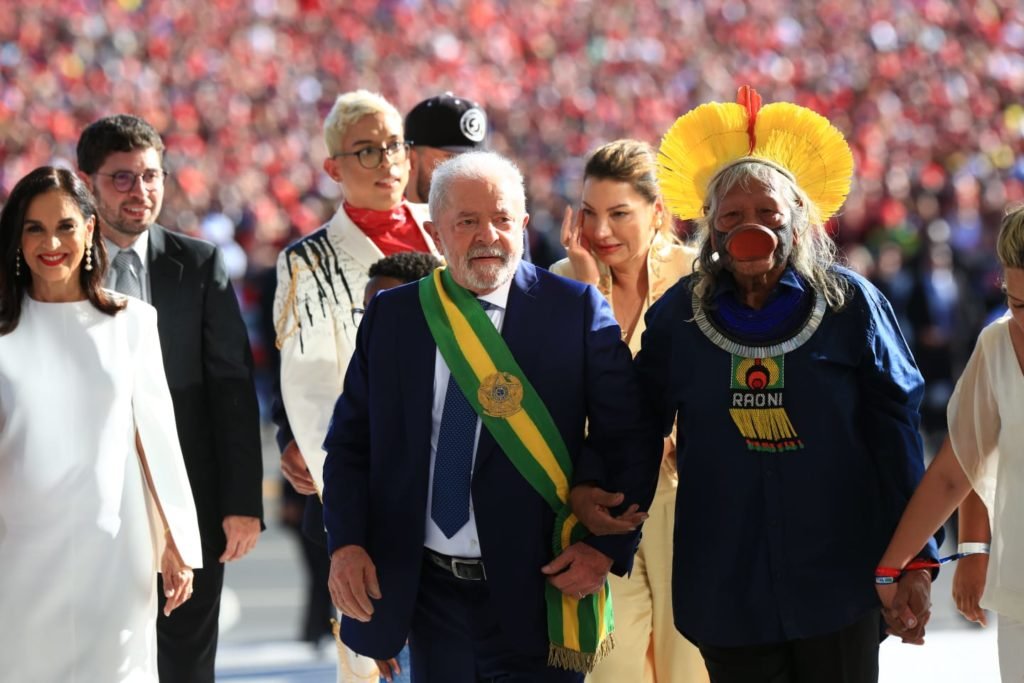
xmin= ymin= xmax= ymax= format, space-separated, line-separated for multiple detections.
xmin=404 ymin=92 xmax=487 ymax=203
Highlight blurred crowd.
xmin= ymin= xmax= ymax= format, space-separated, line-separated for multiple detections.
xmin=2 ymin=0 xmax=1023 ymax=426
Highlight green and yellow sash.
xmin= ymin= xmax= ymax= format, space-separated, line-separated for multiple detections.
xmin=419 ymin=267 xmax=614 ymax=672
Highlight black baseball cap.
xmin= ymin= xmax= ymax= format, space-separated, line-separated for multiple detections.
xmin=404 ymin=92 xmax=487 ymax=152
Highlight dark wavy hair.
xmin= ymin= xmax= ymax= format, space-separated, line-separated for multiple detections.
xmin=0 ymin=166 xmax=125 ymax=334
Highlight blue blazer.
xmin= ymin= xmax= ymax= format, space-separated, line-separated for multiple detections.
xmin=322 ymin=262 xmax=662 ymax=660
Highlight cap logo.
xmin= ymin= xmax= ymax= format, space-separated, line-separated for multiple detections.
xmin=460 ymin=108 xmax=486 ymax=143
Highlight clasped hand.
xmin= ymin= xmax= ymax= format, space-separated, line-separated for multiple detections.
xmin=541 ymin=542 xmax=613 ymax=599
xmin=281 ymin=440 xmax=318 ymax=495
xmin=876 ymin=569 xmax=933 ymax=644
xmin=569 ymin=483 xmax=648 ymax=535
xmin=161 ymin=533 xmax=194 ymax=617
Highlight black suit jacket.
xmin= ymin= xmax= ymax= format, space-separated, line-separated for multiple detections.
xmin=148 ymin=224 xmax=264 ymax=559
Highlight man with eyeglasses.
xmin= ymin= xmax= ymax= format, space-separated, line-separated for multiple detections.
xmin=76 ymin=114 xmax=264 ymax=683
xmin=273 ymin=89 xmax=440 ymax=683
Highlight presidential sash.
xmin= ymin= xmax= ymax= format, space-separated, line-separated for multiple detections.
xmin=419 ymin=267 xmax=614 ymax=673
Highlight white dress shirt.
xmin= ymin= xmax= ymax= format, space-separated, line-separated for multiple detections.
xmin=424 ymin=278 xmax=512 ymax=558
xmin=103 ymin=231 xmax=151 ymax=303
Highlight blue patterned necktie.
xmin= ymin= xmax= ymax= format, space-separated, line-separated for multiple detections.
xmin=112 ymin=249 xmax=142 ymax=299
xmin=431 ymin=300 xmax=495 ymax=538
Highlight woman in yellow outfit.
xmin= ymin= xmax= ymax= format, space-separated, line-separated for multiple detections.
xmin=551 ymin=139 xmax=709 ymax=683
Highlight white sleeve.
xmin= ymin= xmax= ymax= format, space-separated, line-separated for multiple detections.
xmin=947 ymin=325 xmax=1002 ymax=511
xmin=274 ymin=249 xmax=348 ymax=494
xmin=131 ymin=302 xmax=204 ymax=569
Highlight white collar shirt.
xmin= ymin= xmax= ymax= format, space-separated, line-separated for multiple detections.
xmin=424 ymin=277 xmax=513 ymax=558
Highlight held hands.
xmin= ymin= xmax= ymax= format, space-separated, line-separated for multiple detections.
xmin=281 ymin=439 xmax=318 ymax=495
xmin=375 ymin=657 xmax=402 ymax=682
xmin=541 ymin=542 xmax=613 ymax=599
xmin=220 ymin=515 xmax=261 ymax=562
xmin=161 ymin=532 xmax=194 ymax=617
xmin=877 ymin=569 xmax=932 ymax=644
xmin=569 ymin=483 xmax=648 ymax=535
xmin=560 ymin=206 xmax=600 ymax=286
xmin=953 ymin=553 xmax=989 ymax=626
xmin=329 ymin=545 xmax=381 ymax=622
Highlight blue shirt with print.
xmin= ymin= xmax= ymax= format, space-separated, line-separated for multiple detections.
xmin=635 ymin=266 xmax=937 ymax=647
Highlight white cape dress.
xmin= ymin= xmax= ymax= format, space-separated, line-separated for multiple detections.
xmin=0 ymin=295 xmax=201 ymax=682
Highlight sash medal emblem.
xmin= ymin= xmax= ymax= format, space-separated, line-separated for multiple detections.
xmin=478 ymin=371 xmax=524 ymax=417
xmin=421 ymin=267 xmax=614 ymax=670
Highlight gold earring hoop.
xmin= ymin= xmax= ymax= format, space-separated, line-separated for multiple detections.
xmin=84 ymin=244 xmax=93 ymax=272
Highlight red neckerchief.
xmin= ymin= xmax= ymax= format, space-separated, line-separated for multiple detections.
xmin=343 ymin=201 xmax=430 ymax=256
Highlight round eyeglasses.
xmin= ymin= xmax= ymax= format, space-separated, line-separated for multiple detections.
xmin=333 ymin=141 xmax=410 ymax=170
xmin=95 ymin=169 xmax=168 ymax=193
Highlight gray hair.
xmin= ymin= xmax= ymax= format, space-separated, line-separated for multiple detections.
xmin=428 ymin=151 xmax=526 ymax=221
xmin=997 ymin=204 xmax=1024 ymax=270
xmin=323 ymin=90 xmax=402 ymax=156
xmin=691 ymin=159 xmax=850 ymax=310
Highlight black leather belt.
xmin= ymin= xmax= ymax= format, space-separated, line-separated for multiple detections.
xmin=424 ymin=548 xmax=487 ymax=581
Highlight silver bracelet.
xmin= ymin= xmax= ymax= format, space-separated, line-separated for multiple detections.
xmin=957 ymin=542 xmax=991 ymax=555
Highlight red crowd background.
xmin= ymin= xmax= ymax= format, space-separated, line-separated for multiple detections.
xmin=2 ymin=0 xmax=1022 ymax=425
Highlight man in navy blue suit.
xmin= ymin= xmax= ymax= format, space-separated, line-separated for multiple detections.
xmin=322 ymin=151 xmax=662 ymax=682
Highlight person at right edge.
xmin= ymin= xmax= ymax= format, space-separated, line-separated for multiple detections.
xmin=573 ymin=87 xmax=940 ymax=682
xmin=877 ymin=206 xmax=1024 ymax=680
xmin=550 ymin=139 xmax=709 ymax=683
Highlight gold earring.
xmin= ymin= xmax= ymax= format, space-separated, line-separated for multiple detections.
xmin=15 ymin=249 xmax=21 ymax=277
xmin=85 ymin=244 xmax=93 ymax=271
xmin=650 ymin=215 xmax=663 ymax=245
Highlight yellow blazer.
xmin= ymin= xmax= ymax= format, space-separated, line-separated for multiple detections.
xmin=549 ymin=232 xmax=697 ymax=354
xmin=550 ymin=233 xmax=696 ymax=491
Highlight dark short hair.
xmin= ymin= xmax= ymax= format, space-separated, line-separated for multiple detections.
xmin=0 ymin=167 xmax=124 ymax=334
xmin=77 ymin=114 xmax=165 ymax=174
xmin=368 ymin=251 xmax=442 ymax=283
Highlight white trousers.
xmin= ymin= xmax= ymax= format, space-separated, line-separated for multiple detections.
xmin=1000 ymin=613 xmax=1024 ymax=682
xmin=335 ymin=608 xmax=380 ymax=683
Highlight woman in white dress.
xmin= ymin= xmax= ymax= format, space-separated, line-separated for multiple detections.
xmin=0 ymin=167 xmax=202 ymax=681
xmin=876 ymin=205 xmax=1024 ymax=680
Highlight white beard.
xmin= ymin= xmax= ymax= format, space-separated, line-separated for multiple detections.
xmin=445 ymin=239 xmax=523 ymax=292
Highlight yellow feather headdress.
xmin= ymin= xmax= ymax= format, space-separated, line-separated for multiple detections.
xmin=657 ymin=86 xmax=854 ymax=223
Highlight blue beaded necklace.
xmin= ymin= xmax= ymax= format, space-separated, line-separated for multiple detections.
xmin=709 ymin=273 xmax=814 ymax=346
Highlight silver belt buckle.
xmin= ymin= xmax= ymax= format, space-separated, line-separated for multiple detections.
xmin=450 ymin=557 xmax=486 ymax=581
